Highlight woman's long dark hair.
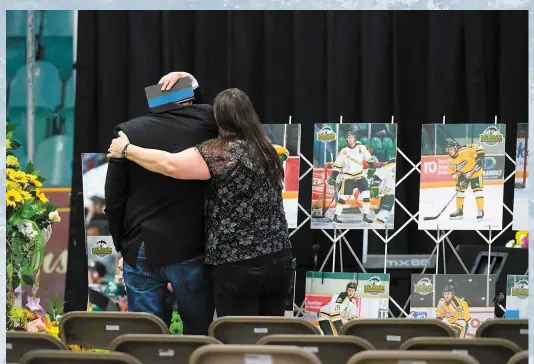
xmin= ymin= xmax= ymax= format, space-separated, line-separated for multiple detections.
xmin=213 ymin=88 xmax=284 ymax=183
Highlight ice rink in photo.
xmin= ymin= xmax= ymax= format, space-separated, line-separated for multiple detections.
xmin=419 ymin=184 xmax=504 ymax=231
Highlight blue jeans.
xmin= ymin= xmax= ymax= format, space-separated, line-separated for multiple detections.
xmin=123 ymin=243 xmax=213 ymax=335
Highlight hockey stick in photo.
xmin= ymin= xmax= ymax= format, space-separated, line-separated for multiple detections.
xmin=422 ymin=192 xmax=456 ymax=221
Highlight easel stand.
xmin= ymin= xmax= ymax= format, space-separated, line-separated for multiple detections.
xmin=289 ymin=114 xmax=512 ymax=319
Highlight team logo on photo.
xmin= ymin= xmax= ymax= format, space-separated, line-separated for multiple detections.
xmin=317 ymin=126 xmax=337 ymax=142
xmin=91 ymin=241 xmax=112 ymax=257
xmin=414 ymin=278 xmax=434 ymax=295
xmin=363 ymin=276 xmax=385 ymax=296
xmin=480 ymin=126 xmax=504 ymax=146
xmin=510 ymin=279 xmax=529 ymax=299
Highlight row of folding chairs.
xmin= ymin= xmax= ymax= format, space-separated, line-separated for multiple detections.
xmin=12 ymin=344 xmax=531 ymax=364
xmin=7 ymin=312 xmax=528 ymax=363
xmin=8 ymin=331 xmax=527 ymax=364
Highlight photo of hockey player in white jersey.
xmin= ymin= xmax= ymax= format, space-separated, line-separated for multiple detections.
xmin=370 ymin=157 xmax=396 ymax=225
xmin=318 ymin=282 xmax=360 ymax=335
xmin=311 ymin=123 xmax=398 ymax=230
xmin=305 ymin=272 xmax=390 ymax=335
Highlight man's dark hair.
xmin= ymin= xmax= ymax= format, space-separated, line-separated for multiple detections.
xmin=213 ymin=88 xmax=284 ymax=184
xmin=88 ymin=260 xmax=107 ymax=277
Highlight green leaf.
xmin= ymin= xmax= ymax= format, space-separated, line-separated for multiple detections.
xmin=21 ymin=201 xmax=42 ymax=219
xmin=7 ymin=123 xmax=17 ymax=133
xmin=33 ymin=170 xmax=40 ymax=176
xmin=22 ymin=274 xmax=34 ymax=286
xmin=26 ymin=161 xmax=35 ymax=174
xmin=37 ymin=176 xmax=46 ymax=183
xmin=11 ymin=140 xmax=21 ymax=150
xmin=7 ymin=263 xmax=13 ymax=281
xmin=6 ymin=131 xmax=13 ymax=140
xmin=12 ymin=276 xmax=20 ymax=290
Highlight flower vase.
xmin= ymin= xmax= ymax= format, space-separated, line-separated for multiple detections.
xmin=42 ymin=225 xmax=52 ymax=246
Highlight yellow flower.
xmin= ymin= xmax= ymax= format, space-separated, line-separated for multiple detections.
xmin=45 ymin=326 xmax=59 ymax=337
xmin=6 ymin=155 xmax=19 ymax=168
xmin=19 ymin=190 xmax=31 ymax=201
xmin=6 ymin=181 xmax=21 ymax=191
xmin=10 ymin=171 xmax=28 ymax=184
xmin=6 ymin=139 xmax=11 ymax=149
xmin=6 ymin=190 xmax=23 ymax=207
xmin=27 ymin=174 xmax=43 ymax=187
xmin=69 ymin=345 xmax=82 ymax=351
xmin=36 ymin=189 xmax=48 ymax=204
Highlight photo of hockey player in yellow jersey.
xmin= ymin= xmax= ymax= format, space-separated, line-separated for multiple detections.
xmin=447 ymin=141 xmax=485 ymax=221
xmin=318 ymin=282 xmax=360 ymax=335
xmin=436 ymin=285 xmax=472 ymax=338
xmin=418 ymin=124 xmax=506 ymax=231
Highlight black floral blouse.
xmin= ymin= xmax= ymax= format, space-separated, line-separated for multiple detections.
xmin=196 ymin=138 xmax=291 ymax=265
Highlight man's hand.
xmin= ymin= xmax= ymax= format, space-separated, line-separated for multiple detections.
xmin=158 ymin=72 xmax=198 ymax=91
xmin=108 ymin=131 xmax=130 ymax=159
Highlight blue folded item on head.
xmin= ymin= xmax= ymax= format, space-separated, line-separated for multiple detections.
xmin=145 ymin=77 xmax=194 ymax=109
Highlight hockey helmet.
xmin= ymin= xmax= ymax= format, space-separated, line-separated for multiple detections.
xmin=346 ymin=128 xmax=358 ymax=138
xmin=346 ymin=282 xmax=357 ymax=290
xmin=443 ymin=285 xmax=455 ymax=294
xmin=446 ymin=140 xmax=460 ymax=150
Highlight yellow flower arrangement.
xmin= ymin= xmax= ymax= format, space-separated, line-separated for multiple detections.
xmin=6 ymin=122 xmax=62 ymax=332
xmin=7 ymin=155 xmax=19 ymax=168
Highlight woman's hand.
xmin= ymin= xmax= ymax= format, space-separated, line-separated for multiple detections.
xmin=107 ymin=131 xmax=130 ymax=158
xmin=158 ymin=72 xmax=193 ymax=91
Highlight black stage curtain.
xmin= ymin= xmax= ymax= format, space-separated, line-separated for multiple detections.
xmin=65 ymin=10 xmax=528 ymax=313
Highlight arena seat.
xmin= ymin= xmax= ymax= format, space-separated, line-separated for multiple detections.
xmin=109 ymin=334 xmax=221 ymax=364
xmin=8 ymin=61 xmax=62 ymax=153
xmin=339 ymin=319 xmax=455 ymax=350
xmin=359 ymin=136 xmax=369 ymax=148
xmin=34 ymin=135 xmax=74 ymax=187
xmin=346 ymin=350 xmax=480 ymax=364
xmin=476 ymin=319 xmax=528 ymax=351
xmin=7 ymin=11 xmax=28 ymax=36
xmin=208 ymin=316 xmax=320 ymax=345
xmin=6 ymin=37 xmax=26 ymax=82
xmin=63 ymin=71 xmax=76 ymax=137
xmin=507 ymin=351 xmax=529 ymax=364
xmin=19 ymin=350 xmax=142 ymax=364
xmin=257 ymin=334 xmax=374 ymax=364
xmin=40 ymin=10 xmax=74 ymax=36
xmin=59 ymin=312 xmax=168 ymax=350
xmin=41 ymin=37 xmax=74 ymax=80
xmin=189 ymin=344 xmax=322 ymax=364
xmin=6 ymin=332 xmax=68 ymax=363
xmin=400 ymin=337 xmax=521 ymax=364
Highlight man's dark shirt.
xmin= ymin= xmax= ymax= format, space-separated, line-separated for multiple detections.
xmin=105 ymin=90 xmax=218 ymax=268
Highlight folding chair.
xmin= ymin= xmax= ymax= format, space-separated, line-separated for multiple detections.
xmin=208 ymin=316 xmax=320 ymax=344
xmin=7 ymin=332 xmax=68 ymax=363
xmin=59 ymin=311 xmax=168 ymax=349
xmin=188 ymin=344 xmax=322 ymax=364
xmin=346 ymin=350 xmax=480 ymax=364
xmin=401 ymin=337 xmax=521 ymax=364
xmin=477 ymin=319 xmax=528 ymax=350
xmin=110 ymin=334 xmax=221 ymax=364
xmin=19 ymin=349 xmax=142 ymax=364
xmin=339 ymin=319 xmax=455 ymax=349
xmin=257 ymin=334 xmax=373 ymax=364
xmin=507 ymin=351 xmax=529 ymax=364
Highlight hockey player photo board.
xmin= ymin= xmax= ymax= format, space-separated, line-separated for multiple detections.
xmin=505 ymin=275 xmax=528 ymax=319
xmin=418 ymin=124 xmax=506 ymax=231
xmin=311 ymin=123 xmax=398 ymax=230
xmin=82 ymin=153 xmax=126 ymax=312
xmin=410 ymin=274 xmax=496 ymax=339
xmin=304 ymin=272 xmax=390 ymax=335
xmin=263 ymin=124 xmax=301 ymax=229
xmin=512 ymin=124 xmax=529 ymax=230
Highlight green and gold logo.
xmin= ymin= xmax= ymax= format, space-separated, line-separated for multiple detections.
xmin=317 ymin=126 xmax=337 ymax=142
xmin=480 ymin=126 xmax=504 ymax=146
xmin=414 ymin=277 xmax=434 ymax=296
xmin=364 ymin=276 xmax=386 ymax=296
xmin=510 ymin=279 xmax=529 ymax=299
xmin=91 ymin=241 xmax=113 ymax=258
